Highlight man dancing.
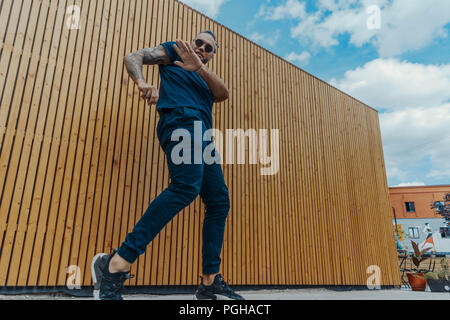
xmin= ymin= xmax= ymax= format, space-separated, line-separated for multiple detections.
xmin=91 ymin=31 xmax=244 ymax=300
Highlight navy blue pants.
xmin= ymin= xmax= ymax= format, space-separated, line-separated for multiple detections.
xmin=117 ymin=107 xmax=230 ymax=274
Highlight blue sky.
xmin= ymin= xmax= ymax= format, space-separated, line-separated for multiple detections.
xmin=181 ymin=0 xmax=450 ymax=187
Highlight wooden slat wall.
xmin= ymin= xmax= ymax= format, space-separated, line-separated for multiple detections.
xmin=0 ymin=0 xmax=401 ymax=287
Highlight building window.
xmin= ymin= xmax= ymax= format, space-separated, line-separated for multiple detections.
xmin=405 ymin=202 xmax=416 ymax=213
xmin=440 ymin=227 xmax=450 ymax=238
xmin=433 ymin=201 xmax=446 ymax=214
xmin=408 ymin=227 xmax=420 ymax=239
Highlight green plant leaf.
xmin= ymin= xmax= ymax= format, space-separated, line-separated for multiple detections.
xmin=411 ymin=241 xmax=420 ymax=257
xmin=412 ymin=256 xmax=420 ymax=268
xmin=425 ymin=272 xmax=438 ymax=280
xmin=420 ymin=247 xmax=432 ymax=256
xmin=419 ymin=257 xmax=430 ymax=264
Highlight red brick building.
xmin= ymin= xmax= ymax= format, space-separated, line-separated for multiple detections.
xmin=389 ymin=185 xmax=450 ymax=254
xmin=389 ymin=185 xmax=450 ymax=219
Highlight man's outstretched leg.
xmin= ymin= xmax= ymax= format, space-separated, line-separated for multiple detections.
xmin=194 ymin=149 xmax=245 ymax=300
xmin=91 ymin=162 xmax=203 ymax=299
xmin=92 ymin=109 xmax=204 ymax=300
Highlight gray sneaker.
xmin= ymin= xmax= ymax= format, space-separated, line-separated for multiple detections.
xmin=194 ymin=274 xmax=245 ymax=300
xmin=91 ymin=250 xmax=132 ymax=300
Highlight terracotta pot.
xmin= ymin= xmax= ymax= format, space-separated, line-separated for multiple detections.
xmin=407 ymin=273 xmax=427 ymax=291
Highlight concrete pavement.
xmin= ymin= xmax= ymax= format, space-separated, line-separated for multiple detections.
xmin=0 ymin=287 xmax=449 ymax=300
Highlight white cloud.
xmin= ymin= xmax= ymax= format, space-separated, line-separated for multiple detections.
xmin=386 ymin=166 xmax=409 ymax=183
xmin=375 ymin=0 xmax=450 ymax=57
xmin=380 ymin=104 xmax=450 ymax=183
xmin=292 ymin=0 xmax=380 ymax=48
xmin=257 ymin=0 xmax=450 ymax=57
xmin=256 ymin=0 xmax=307 ymax=20
xmin=285 ymin=51 xmax=311 ymax=66
xmin=248 ymin=30 xmax=281 ymax=48
xmin=180 ymin=0 xmax=228 ymax=18
xmin=331 ymin=58 xmax=450 ymax=184
xmin=330 ymin=59 xmax=450 ymax=111
xmin=392 ymin=182 xmax=426 ymax=187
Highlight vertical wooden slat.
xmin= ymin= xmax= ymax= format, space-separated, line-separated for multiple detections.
xmin=115 ymin=0 xmax=135 ymax=279
xmin=145 ymin=0 xmax=161 ymax=286
xmin=336 ymin=89 xmax=356 ymax=284
xmin=51 ymin=0 xmax=102 ymax=286
xmin=294 ymin=68 xmax=305 ymax=284
xmin=292 ymin=68 xmax=301 ymax=284
xmin=35 ymin=0 xmax=83 ymax=286
xmin=260 ymin=48 xmax=269 ymax=283
xmin=68 ymin=0 xmax=110 ymax=286
xmin=306 ymin=73 xmax=319 ymax=284
xmin=0 ymin=2 xmax=31 ymax=283
xmin=269 ymin=53 xmax=280 ymax=284
xmin=183 ymin=2 xmax=194 ymax=285
xmin=146 ymin=0 xmax=160 ymax=286
xmin=197 ymin=13 xmax=207 ymax=283
xmin=158 ymin=0 xmax=172 ymax=286
xmin=0 ymin=0 xmax=23 ymax=156
xmin=0 ymin=0 xmax=46 ymax=286
xmin=6 ymin=0 xmax=58 ymax=287
xmin=274 ymin=53 xmax=284 ymax=284
xmin=171 ymin=0 xmax=182 ymax=286
xmin=219 ymin=23 xmax=229 ymax=281
xmin=281 ymin=58 xmax=293 ymax=284
xmin=322 ymin=84 xmax=341 ymax=284
xmin=315 ymin=80 xmax=328 ymax=284
xmin=0 ymin=0 xmax=13 ymax=62
xmin=297 ymin=70 xmax=309 ymax=284
xmin=242 ymin=35 xmax=251 ymax=285
xmin=24 ymin=0 xmax=71 ymax=286
xmin=153 ymin=0 xmax=169 ymax=286
xmin=234 ymin=31 xmax=241 ymax=285
xmin=177 ymin=2 xmax=188 ymax=286
xmin=132 ymin=0 xmax=147 ymax=286
xmin=225 ymin=25 xmax=232 ymax=283
xmin=190 ymin=11 xmax=201 ymax=284
xmin=255 ymin=45 xmax=266 ymax=285
xmin=102 ymin=0 xmax=126 ymax=267
xmin=262 ymin=45 xmax=271 ymax=285
xmin=84 ymin=0 xmax=120 ymax=285
xmin=0 ymin=0 xmax=401 ymax=288
xmin=291 ymin=68 xmax=305 ymax=284
xmin=167 ymin=0 xmax=178 ymax=286
xmin=321 ymin=81 xmax=338 ymax=284
xmin=247 ymin=37 xmax=255 ymax=286
xmin=282 ymin=60 xmax=296 ymax=284
xmin=124 ymin=0 xmax=142 ymax=287
xmin=345 ymin=97 xmax=361 ymax=284
xmin=16 ymin=0 xmax=65 ymax=287
xmin=139 ymin=0 xmax=154 ymax=286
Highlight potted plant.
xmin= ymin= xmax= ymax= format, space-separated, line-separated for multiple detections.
xmin=406 ymin=241 xmax=432 ymax=291
xmin=425 ymin=259 xmax=450 ymax=292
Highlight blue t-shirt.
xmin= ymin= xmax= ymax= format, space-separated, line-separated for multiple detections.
xmin=157 ymin=41 xmax=215 ymax=122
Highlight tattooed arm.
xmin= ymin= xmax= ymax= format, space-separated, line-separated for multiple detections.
xmin=124 ymin=45 xmax=170 ymax=83
xmin=123 ymin=45 xmax=170 ymax=106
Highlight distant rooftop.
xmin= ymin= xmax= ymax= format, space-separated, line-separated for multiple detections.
xmin=389 ymin=185 xmax=450 ymax=189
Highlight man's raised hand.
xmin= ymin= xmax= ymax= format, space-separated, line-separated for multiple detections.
xmin=173 ymin=39 xmax=203 ymax=72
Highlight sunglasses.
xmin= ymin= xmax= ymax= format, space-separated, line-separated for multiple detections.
xmin=195 ymin=39 xmax=214 ymax=53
